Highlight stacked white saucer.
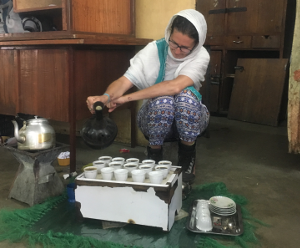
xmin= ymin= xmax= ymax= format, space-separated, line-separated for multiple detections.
xmin=208 ymin=196 xmax=236 ymax=216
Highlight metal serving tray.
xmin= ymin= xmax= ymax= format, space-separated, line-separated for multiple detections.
xmin=186 ymin=199 xmax=244 ymax=236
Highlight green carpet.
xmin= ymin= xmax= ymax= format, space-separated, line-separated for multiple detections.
xmin=0 ymin=182 xmax=265 ymax=248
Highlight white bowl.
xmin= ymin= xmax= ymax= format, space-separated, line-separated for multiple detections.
xmin=141 ymin=159 xmax=155 ymax=166
xmin=131 ymin=169 xmax=146 ymax=183
xmin=84 ymin=166 xmax=98 ymax=179
xmin=112 ymin=157 xmax=125 ymax=165
xmin=148 ymin=171 xmax=164 ymax=184
xmin=92 ymin=160 xmax=106 ymax=173
xmin=154 ymin=165 xmax=169 ymax=179
xmin=114 ymin=169 xmax=128 ymax=181
xmin=101 ymin=167 xmax=114 ymax=180
xmin=158 ymin=160 xmax=172 ymax=172
xmin=98 ymin=156 xmax=112 ymax=166
xmin=139 ymin=164 xmax=154 ymax=179
xmin=109 ymin=161 xmax=123 ymax=170
xmin=126 ymin=158 xmax=140 ymax=164
xmin=123 ymin=162 xmax=138 ymax=176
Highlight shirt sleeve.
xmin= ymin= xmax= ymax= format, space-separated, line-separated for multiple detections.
xmin=178 ymin=46 xmax=210 ymax=90
xmin=124 ymin=41 xmax=160 ymax=90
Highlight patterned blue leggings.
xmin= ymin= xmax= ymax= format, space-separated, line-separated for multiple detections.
xmin=137 ymin=89 xmax=210 ymax=146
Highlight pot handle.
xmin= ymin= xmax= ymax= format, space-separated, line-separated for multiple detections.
xmin=93 ymin=101 xmax=105 ymax=121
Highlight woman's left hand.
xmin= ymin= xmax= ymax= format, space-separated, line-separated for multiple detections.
xmin=107 ymin=96 xmax=128 ymax=112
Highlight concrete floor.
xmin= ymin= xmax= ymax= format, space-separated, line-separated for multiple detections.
xmin=1 ymin=116 xmax=300 ymax=247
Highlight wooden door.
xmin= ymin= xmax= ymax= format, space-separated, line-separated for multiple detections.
xmin=228 ymin=58 xmax=288 ymax=126
xmin=226 ymin=0 xmax=286 ymax=35
xmin=201 ymin=50 xmax=222 ymax=113
xmin=196 ymin=0 xmax=226 ymax=36
xmin=226 ymin=0 xmax=258 ymax=35
xmin=256 ymin=0 xmax=286 ymax=34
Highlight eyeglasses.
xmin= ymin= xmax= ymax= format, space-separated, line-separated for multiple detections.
xmin=168 ymin=39 xmax=194 ymax=54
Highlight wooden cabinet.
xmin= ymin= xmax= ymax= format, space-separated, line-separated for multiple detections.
xmin=11 ymin=0 xmax=135 ymax=35
xmin=0 ymin=1 xmax=152 ymax=172
xmin=197 ymin=0 xmax=295 ymax=125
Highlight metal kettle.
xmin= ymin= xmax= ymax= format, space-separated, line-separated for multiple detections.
xmin=12 ymin=116 xmax=56 ymax=150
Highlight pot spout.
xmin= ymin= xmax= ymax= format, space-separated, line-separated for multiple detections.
xmin=11 ymin=120 xmax=26 ymax=143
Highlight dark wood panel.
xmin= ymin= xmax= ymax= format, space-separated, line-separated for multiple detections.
xmin=71 ymin=0 xmax=133 ymax=35
xmin=201 ymin=50 xmax=222 ymax=113
xmin=205 ymin=35 xmax=224 ymax=46
xmin=256 ymin=0 xmax=286 ymax=34
xmin=19 ymin=48 xmax=69 ymax=121
xmin=227 ymin=0 xmax=258 ymax=35
xmin=196 ymin=0 xmax=226 ymax=36
xmin=0 ymin=50 xmax=19 ymax=115
xmin=228 ymin=58 xmax=288 ymax=126
xmin=252 ymin=35 xmax=281 ymax=49
xmin=74 ymin=47 xmax=134 ymax=120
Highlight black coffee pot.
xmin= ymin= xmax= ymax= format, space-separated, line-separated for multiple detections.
xmin=81 ymin=101 xmax=118 ymax=149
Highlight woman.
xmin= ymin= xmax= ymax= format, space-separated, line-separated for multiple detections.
xmin=86 ymin=9 xmax=210 ymax=183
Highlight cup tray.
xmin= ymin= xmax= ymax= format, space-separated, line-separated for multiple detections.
xmin=186 ymin=199 xmax=244 ymax=236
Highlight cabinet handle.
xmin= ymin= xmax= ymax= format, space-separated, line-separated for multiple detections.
xmin=233 ymin=40 xmax=243 ymax=44
xmin=234 ymin=66 xmax=244 ymax=72
xmin=208 ymin=9 xmax=226 ymax=14
xmin=227 ymin=7 xmax=247 ymax=13
xmin=208 ymin=7 xmax=247 ymax=14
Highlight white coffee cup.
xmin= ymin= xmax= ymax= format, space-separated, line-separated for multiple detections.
xmin=123 ymin=162 xmax=138 ymax=176
xmin=101 ymin=167 xmax=114 ymax=180
xmin=149 ymin=171 xmax=164 ymax=184
xmin=98 ymin=156 xmax=112 ymax=166
xmin=142 ymin=159 xmax=156 ymax=166
xmin=109 ymin=161 xmax=123 ymax=170
xmin=84 ymin=166 xmax=98 ymax=179
xmin=154 ymin=165 xmax=169 ymax=179
xmin=126 ymin=158 xmax=140 ymax=164
xmin=158 ymin=160 xmax=172 ymax=172
xmin=114 ymin=168 xmax=129 ymax=182
xmin=92 ymin=160 xmax=106 ymax=173
xmin=112 ymin=157 xmax=125 ymax=165
xmin=131 ymin=169 xmax=146 ymax=183
xmin=139 ymin=164 xmax=154 ymax=179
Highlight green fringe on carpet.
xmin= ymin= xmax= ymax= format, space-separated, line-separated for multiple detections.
xmin=0 ymin=182 xmax=266 ymax=248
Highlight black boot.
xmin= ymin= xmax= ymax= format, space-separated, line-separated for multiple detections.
xmin=178 ymin=141 xmax=196 ymax=184
xmin=147 ymin=146 xmax=163 ymax=164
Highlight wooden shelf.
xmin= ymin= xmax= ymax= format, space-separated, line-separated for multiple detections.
xmin=13 ymin=0 xmax=62 ymax=13
xmin=14 ymin=5 xmax=62 ymax=13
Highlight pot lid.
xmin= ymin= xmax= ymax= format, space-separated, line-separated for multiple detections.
xmin=27 ymin=116 xmax=49 ymax=124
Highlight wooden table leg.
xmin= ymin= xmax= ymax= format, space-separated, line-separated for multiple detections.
xmin=68 ymin=47 xmax=76 ymax=173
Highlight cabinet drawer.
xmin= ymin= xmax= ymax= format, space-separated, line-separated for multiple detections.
xmin=252 ymin=35 xmax=281 ymax=49
xmin=205 ymin=36 xmax=224 ymax=46
xmin=225 ymin=36 xmax=252 ymax=49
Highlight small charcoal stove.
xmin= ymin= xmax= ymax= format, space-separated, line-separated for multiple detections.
xmin=4 ymin=142 xmax=69 ymax=206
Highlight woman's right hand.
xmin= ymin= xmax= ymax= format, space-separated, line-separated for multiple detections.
xmin=86 ymin=95 xmax=110 ymax=114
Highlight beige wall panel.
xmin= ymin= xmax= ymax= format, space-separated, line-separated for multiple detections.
xmin=136 ymin=0 xmax=196 ymax=39
xmin=288 ymin=0 xmax=300 ymax=153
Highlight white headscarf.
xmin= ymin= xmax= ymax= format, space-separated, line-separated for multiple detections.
xmin=124 ymin=9 xmax=210 ymax=93
xmin=165 ymin=9 xmax=207 ymax=60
